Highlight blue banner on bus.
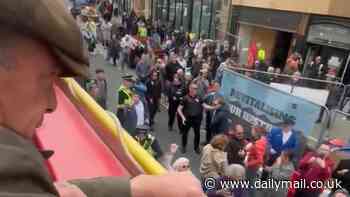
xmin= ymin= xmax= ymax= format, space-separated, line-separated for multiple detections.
xmin=220 ymin=70 xmax=322 ymax=135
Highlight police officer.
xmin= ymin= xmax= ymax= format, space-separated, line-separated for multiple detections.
xmin=177 ymin=83 xmax=218 ymax=154
xmin=135 ymin=125 xmax=164 ymax=159
xmin=117 ymin=75 xmax=135 ymax=126
xmin=168 ymin=75 xmax=186 ymax=131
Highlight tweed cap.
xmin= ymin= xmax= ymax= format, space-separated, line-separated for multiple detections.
xmin=0 ymin=0 xmax=90 ymax=77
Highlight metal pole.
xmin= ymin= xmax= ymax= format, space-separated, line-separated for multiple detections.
xmin=150 ymin=0 xmax=153 ymax=20
xmin=341 ymin=53 xmax=350 ymax=83
xmin=188 ymin=0 xmax=194 ymax=32
xmin=174 ymin=0 xmax=178 ymax=28
xmin=166 ymin=0 xmax=170 ymax=22
xmin=181 ymin=0 xmax=184 ymax=27
xmin=198 ymin=0 xmax=203 ymax=38
xmin=208 ymin=0 xmax=215 ymax=38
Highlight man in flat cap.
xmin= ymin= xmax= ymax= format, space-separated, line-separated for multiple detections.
xmin=0 ymin=1 xmax=204 ymax=197
xmin=267 ymin=118 xmax=298 ymax=165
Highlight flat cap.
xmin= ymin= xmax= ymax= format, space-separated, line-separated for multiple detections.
xmin=0 ymin=0 xmax=90 ymax=77
xmin=282 ymin=118 xmax=296 ymax=126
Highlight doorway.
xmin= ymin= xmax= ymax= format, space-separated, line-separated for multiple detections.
xmin=303 ymin=44 xmax=349 ymax=82
xmin=271 ymin=31 xmax=293 ymax=69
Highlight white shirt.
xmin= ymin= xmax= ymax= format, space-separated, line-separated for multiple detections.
xmin=282 ymin=130 xmax=292 ymax=144
xmin=135 ymin=101 xmax=145 ymax=126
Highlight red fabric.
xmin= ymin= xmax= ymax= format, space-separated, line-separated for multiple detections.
xmin=36 ymin=86 xmax=128 ymax=181
xmin=295 ymin=152 xmax=334 ymax=193
xmin=247 ymin=41 xmax=257 ymax=68
xmin=246 ymin=137 xmax=267 ymax=169
xmin=287 ymin=170 xmax=302 ymax=197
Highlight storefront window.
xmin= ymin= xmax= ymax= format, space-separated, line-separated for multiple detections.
xmin=192 ymin=0 xmax=202 ymax=36
xmin=307 ymin=24 xmax=350 ymax=50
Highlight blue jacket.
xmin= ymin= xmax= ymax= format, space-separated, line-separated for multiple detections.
xmin=267 ymin=127 xmax=298 ymax=155
xmin=209 ymin=105 xmax=230 ymax=135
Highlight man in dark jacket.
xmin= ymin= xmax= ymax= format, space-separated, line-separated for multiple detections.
xmin=225 ymin=124 xmax=248 ymax=165
xmin=0 ymin=1 xmax=204 ymax=196
xmin=165 ymin=53 xmax=182 ymax=82
xmin=146 ymin=71 xmax=162 ymax=129
xmin=204 ymin=81 xmax=221 ymax=144
xmin=167 ymin=76 xmax=186 ymax=131
xmin=209 ymin=96 xmax=230 ymax=135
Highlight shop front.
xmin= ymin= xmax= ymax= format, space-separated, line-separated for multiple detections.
xmin=230 ymin=6 xmax=306 ymax=68
xmin=303 ymin=16 xmax=350 ymax=84
xmin=153 ymin=0 xmax=219 ymax=38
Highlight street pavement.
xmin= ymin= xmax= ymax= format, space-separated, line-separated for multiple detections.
xmin=89 ymin=48 xmax=204 ymax=177
xmin=63 ymin=0 xmax=203 ymax=178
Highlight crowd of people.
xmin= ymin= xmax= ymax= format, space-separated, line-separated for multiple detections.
xmin=72 ymin=2 xmax=350 ymax=197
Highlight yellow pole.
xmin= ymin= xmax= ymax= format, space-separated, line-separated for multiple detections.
xmin=63 ymin=78 xmax=166 ymax=175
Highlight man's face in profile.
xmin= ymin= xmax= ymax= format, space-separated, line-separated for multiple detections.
xmin=0 ymin=33 xmax=61 ymax=139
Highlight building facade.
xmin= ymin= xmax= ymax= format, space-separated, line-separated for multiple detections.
xmin=149 ymin=0 xmax=231 ymax=39
xmin=230 ymin=0 xmax=350 ymax=83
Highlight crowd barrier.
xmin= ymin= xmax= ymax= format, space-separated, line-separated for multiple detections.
xmin=220 ymin=67 xmax=335 ymax=147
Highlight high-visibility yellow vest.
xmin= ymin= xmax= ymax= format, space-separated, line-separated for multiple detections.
xmin=138 ymin=27 xmax=147 ymax=38
xmin=135 ymin=135 xmax=156 ymax=157
xmin=258 ymin=49 xmax=266 ymax=61
xmin=117 ymin=85 xmax=133 ymax=108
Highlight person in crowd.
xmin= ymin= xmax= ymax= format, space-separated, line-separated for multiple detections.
xmin=284 ymin=53 xmax=301 ymax=76
xmin=225 ymin=124 xmax=248 ymax=165
xmin=191 ymin=56 xmax=203 ymax=78
xmin=100 ymin=17 xmax=112 ymax=48
xmin=305 ymin=56 xmax=326 ymax=88
xmin=176 ymin=68 xmax=186 ymax=82
xmin=146 ymin=71 xmax=162 ymax=130
xmin=177 ymin=50 xmax=188 ymax=69
xmin=94 ymin=69 xmax=108 ymax=109
xmin=120 ymin=34 xmax=137 ymax=70
xmin=134 ymin=125 xmax=163 ymax=159
xmin=206 ymin=164 xmax=247 ymax=197
xmin=215 ymin=58 xmax=235 ymax=84
xmin=136 ymin=56 xmax=150 ymax=83
xmin=332 ymin=189 xmax=350 ymax=197
xmin=165 ymin=53 xmax=182 ymax=83
xmin=124 ymin=93 xmax=149 ymax=136
xmin=0 ymin=1 xmax=205 ymax=196
xmin=267 ymin=119 xmax=298 ymax=165
xmin=244 ymin=126 xmax=268 ymax=197
xmin=109 ymin=33 xmax=121 ymax=67
xmin=292 ymin=143 xmax=334 ymax=197
xmin=200 ymin=134 xmax=229 ymax=179
xmin=168 ymin=76 xmax=186 ymax=131
xmin=204 ymin=81 xmax=222 ymax=144
xmin=141 ymin=47 xmax=153 ymax=70
xmin=81 ymin=15 xmax=97 ymax=54
xmin=172 ymin=157 xmax=191 ymax=172
xmin=177 ymin=83 xmax=218 ymax=154
xmin=117 ymin=75 xmax=135 ymax=127
xmin=265 ymin=150 xmax=295 ymax=197
xmin=193 ymin=68 xmax=210 ymax=99
xmin=209 ymin=96 xmax=230 ymax=135
xmin=333 ymin=158 xmax=350 ymax=193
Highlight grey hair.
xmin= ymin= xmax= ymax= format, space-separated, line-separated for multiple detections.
xmin=225 ymin=164 xmax=246 ymax=180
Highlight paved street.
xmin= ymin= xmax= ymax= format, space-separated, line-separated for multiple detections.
xmin=89 ymin=50 xmax=204 ymax=177
xmin=64 ymin=0 xmax=202 ymax=178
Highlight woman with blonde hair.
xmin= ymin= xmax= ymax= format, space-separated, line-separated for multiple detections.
xmin=200 ymin=134 xmax=229 ymax=179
